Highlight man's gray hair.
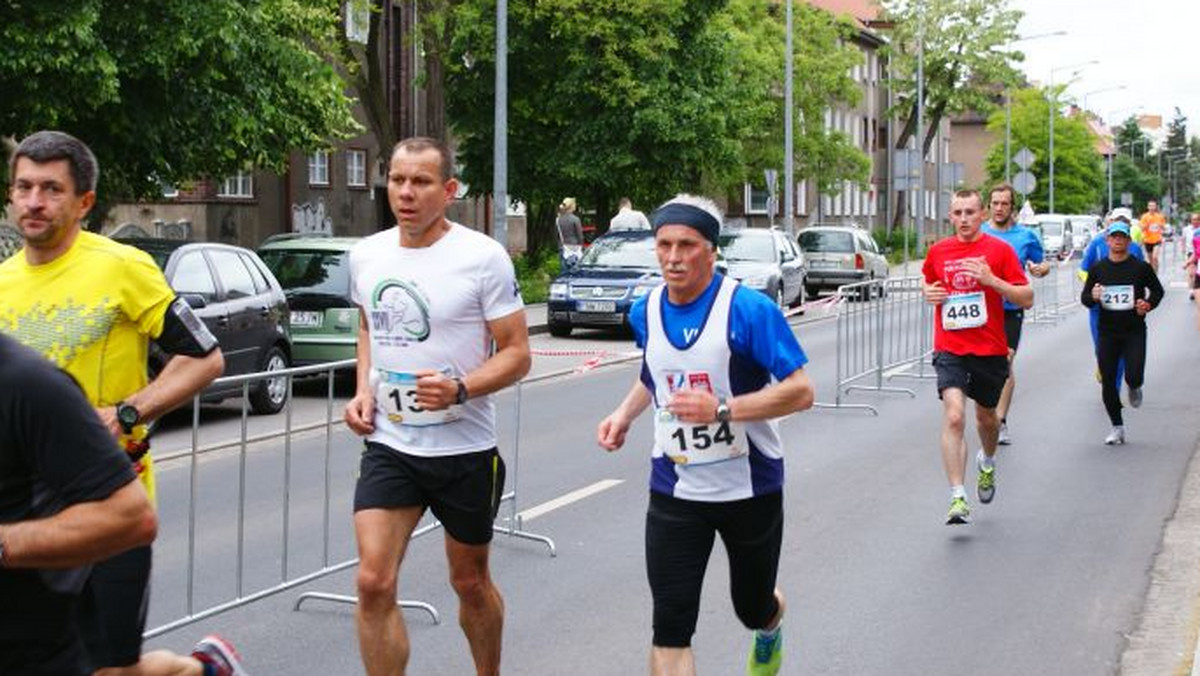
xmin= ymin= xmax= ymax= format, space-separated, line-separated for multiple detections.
xmin=10 ymin=130 xmax=99 ymax=194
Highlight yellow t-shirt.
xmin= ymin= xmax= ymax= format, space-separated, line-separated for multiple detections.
xmin=0 ymin=230 xmax=175 ymax=502
xmin=1140 ymin=212 xmax=1165 ymax=244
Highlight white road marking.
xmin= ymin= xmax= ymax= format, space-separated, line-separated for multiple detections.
xmin=516 ymin=479 xmax=624 ymax=522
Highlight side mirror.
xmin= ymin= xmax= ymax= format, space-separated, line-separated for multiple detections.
xmin=180 ymin=293 xmax=208 ymax=309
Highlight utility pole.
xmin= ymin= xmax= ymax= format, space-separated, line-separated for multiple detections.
xmin=783 ymin=0 xmax=795 ymax=236
xmin=492 ymin=0 xmax=508 ymax=248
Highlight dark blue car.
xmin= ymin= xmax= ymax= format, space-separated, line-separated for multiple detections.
xmin=546 ymin=230 xmax=663 ymax=337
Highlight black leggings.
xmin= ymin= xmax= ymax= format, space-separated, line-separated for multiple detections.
xmin=645 ymin=491 xmax=783 ymax=647
xmin=1097 ymin=330 xmax=1147 ymax=426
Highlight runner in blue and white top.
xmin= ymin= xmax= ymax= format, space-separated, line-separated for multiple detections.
xmin=597 ymin=194 xmax=813 ymax=676
xmin=980 ymin=183 xmax=1050 ymax=445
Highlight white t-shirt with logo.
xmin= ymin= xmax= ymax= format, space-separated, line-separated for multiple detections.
xmin=349 ymin=223 xmax=524 ymax=457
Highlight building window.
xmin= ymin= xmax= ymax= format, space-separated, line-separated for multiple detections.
xmin=219 ymin=171 xmax=253 ymax=198
xmin=744 ymin=183 xmax=772 ymax=215
xmin=308 ymin=151 xmax=330 ymax=187
xmin=345 ymin=1 xmax=369 ymax=44
xmin=347 ymin=149 xmax=367 ymax=188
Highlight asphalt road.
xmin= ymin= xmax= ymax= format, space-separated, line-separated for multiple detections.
xmin=141 ymin=263 xmax=1200 ymax=675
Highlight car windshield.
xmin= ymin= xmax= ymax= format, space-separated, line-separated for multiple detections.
xmin=717 ymin=233 xmax=774 ymax=262
xmin=259 ymin=249 xmax=350 ymax=298
xmin=577 ymin=235 xmax=658 ymax=269
xmin=1039 ymin=220 xmax=1064 ymax=237
xmin=799 ymin=230 xmax=854 ymax=253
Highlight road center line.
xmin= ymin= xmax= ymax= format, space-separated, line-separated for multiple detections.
xmin=516 ymin=479 xmax=624 ymax=522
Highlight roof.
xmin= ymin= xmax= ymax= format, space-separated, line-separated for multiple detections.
xmin=803 ymin=0 xmax=881 ymax=24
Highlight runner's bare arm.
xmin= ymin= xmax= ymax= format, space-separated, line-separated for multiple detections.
xmin=0 ymin=479 xmax=156 ymax=569
xmin=344 ymin=307 xmax=375 ymax=435
xmin=598 ymin=381 xmax=652 ymax=451
xmin=669 ymin=367 xmax=813 ymax=423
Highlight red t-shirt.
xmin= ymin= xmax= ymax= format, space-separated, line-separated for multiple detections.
xmin=922 ymin=233 xmax=1028 ymax=356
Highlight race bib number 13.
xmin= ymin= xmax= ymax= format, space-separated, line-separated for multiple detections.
xmin=375 ymin=369 xmax=460 ymax=427
xmin=942 ymin=292 xmax=987 ymax=330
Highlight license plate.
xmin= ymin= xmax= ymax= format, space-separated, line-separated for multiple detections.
xmin=578 ymin=300 xmax=616 ymax=313
xmin=291 ymin=311 xmax=323 ymax=328
xmin=810 ymin=260 xmax=838 ymax=269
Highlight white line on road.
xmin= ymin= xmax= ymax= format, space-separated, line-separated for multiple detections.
xmin=516 ymin=479 xmax=624 ymax=522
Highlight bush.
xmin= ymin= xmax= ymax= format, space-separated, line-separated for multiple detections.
xmin=512 ymin=249 xmax=560 ymax=304
xmin=873 ymin=227 xmax=920 ymax=265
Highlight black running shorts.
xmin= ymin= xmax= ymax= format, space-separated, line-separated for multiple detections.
xmin=645 ymin=490 xmax=783 ymax=648
xmin=77 ymin=545 xmax=152 ymax=668
xmin=354 ymin=442 xmax=505 ymax=545
xmin=932 ymin=351 xmax=1010 ymax=409
xmin=1003 ymin=309 xmax=1024 ymax=352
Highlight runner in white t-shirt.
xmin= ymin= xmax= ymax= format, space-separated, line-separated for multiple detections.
xmin=343 ymin=137 xmax=530 ymax=676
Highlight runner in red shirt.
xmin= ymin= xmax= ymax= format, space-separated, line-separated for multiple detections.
xmin=922 ymin=189 xmax=1032 ymax=525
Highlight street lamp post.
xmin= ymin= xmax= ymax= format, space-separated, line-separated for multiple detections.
xmin=1004 ymin=31 xmax=1067 ymax=184
xmin=783 ymin=0 xmax=794 ymax=236
xmin=1048 ymin=59 xmax=1099 ymax=213
xmin=1081 ymin=85 xmax=1126 ymax=114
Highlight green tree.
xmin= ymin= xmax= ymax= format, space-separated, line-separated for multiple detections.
xmin=724 ymin=0 xmax=870 ymax=209
xmin=444 ymin=0 xmax=747 ymax=252
xmin=0 ymin=1 xmax=359 ymax=221
xmin=1159 ymin=108 xmax=1194 ymax=216
xmin=879 ymin=0 xmax=1023 ymax=227
xmin=439 ymin=0 xmax=870 ymax=253
xmin=1110 ymin=154 xmax=1162 ymax=214
xmin=984 ymin=87 xmax=1103 ymax=214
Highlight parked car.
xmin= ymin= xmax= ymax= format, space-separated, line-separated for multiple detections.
xmin=546 ymin=229 xmax=662 ymax=337
xmin=1066 ymin=214 xmax=1101 ymax=255
xmin=1034 ymin=214 xmax=1074 ymax=260
xmin=718 ymin=227 xmax=806 ymax=308
xmin=257 ymin=237 xmax=360 ymax=366
xmin=796 ymin=225 xmax=888 ymax=298
xmin=119 ymin=238 xmax=292 ymax=414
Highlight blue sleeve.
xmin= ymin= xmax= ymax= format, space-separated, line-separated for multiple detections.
xmin=1026 ymin=230 xmax=1044 ymax=264
xmin=1130 ymin=242 xmax=1145 ymax=261
xmin=629 ymin=295 xmax=648 ymax=348
xmin=729 ymin=287 xmax=808 ymax=381
xmin=1080 ymin=238 xmax=1100 ymax=273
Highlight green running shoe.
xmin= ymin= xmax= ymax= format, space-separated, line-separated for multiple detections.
xmin=946 ymin=496 xmax=970 ymax=525
xmin=746 ymin=629 xmax=783 ymax=675
xmin=977 ymin=464 xmax=996 ymax=504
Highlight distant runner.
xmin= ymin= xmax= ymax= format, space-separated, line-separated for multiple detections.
xmin=1080 ymin=221 xmax=1163 ymax=444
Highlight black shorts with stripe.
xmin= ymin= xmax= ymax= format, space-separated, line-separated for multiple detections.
xmin=354 ymin=442 xmax=505 ymax=545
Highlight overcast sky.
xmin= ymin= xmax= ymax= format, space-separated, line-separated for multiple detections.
xmin=1009 ymin=0 xmax=1199 ymax=134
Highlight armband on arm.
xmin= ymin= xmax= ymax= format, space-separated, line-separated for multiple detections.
xmin=154 ymin=297 xmax=219 ymax=357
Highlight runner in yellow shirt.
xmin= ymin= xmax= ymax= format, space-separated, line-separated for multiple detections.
xmin=1 ymin=131 xmax=246 ymax=676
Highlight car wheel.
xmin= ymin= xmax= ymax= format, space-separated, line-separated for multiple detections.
xmin=805 ymin=283 xmax=820 ymax=300
xmin=548 ymin=318 xmax=573 ymax=338
xmin=249 ymin=345 xmax=290 ymax=415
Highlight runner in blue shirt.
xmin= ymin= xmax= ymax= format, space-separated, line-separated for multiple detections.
xmin=981 ymin=184 xmax=1050 ymax=446
xmin=597 ymin=194 xmax=813 ymax=676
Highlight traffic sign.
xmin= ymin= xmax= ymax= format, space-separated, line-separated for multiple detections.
xmin=1013 ymin=171 xmax=1036 ymax=196
xmin=892 ymin=149 xmax=922 ymax=191
xmin=1014 ymin=147 xmax=1036 ymax=170
xmin=764 ymin=169 xmax=778 ymax=197
xmin=1121 ymin=192 xmax=1133 ymax=206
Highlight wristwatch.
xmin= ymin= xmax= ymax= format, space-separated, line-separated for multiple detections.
xmin=116 ymin=401 xmax=141 ymax=434
xmin=453 ymin=378 xmax=469 ymax=405
xmin=715 ymin=397 xmax=732 ymax=423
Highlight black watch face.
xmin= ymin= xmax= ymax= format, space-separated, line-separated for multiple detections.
xmin=118 ymin=405 xmax=139 ymax=426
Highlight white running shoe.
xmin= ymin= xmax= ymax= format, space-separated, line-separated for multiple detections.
xmin=1104 ymin=426 xmax=1125 ymax=446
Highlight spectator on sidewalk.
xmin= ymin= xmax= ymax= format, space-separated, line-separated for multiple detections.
xmin=609 ymin=197 xmax=651 ymax=231
xmin=556 ymin=197 xmax=584 ymax=268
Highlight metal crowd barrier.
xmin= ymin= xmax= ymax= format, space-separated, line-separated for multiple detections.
xmin=812 ymin=276 xmax=933 ymax=415
xmin=146 ymin=359 xmax=557 ymax=638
